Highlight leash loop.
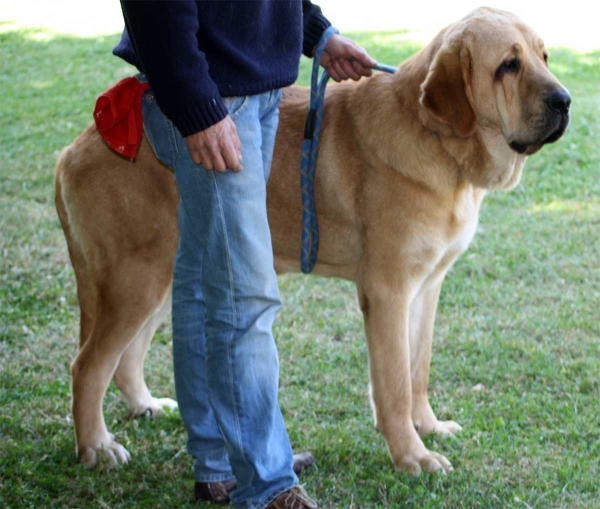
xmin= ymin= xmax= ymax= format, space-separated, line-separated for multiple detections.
xmin=300 ymin=26 xmax=339 ymax=274
xmin=300 ymin=27 xmax=396 ymax=273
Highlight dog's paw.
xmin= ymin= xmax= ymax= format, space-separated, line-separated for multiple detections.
xmin=433 ymin=420 xmax=463 ymax=437
xmin=143 ymin=397 xmax=178 ymax=418
xmin=79 ymin=433 xmax=131 ymax=469
xmin=132 ymin=397 xmax=178 ymax=418
xmin=394 ymin=447 xmax=453 ymax=476
xmin=412 ymin=401 xmax=462 ymax=437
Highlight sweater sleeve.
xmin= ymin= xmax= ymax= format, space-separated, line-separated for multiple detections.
xmin=120 ymin=0 xmax=228 ymax=137
xmin=301 ymin=0 xmax=332 ymax=57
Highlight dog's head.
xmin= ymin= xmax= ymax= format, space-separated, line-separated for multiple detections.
xmin=419 ymin=7 xmax=570 ymax=188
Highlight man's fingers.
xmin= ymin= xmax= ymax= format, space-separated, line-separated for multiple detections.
xmin=230 ymin=124 xmax=243 ymax=161
xmin=326 ymin=63 xmax=340 ymax=82
xmin=348 ymin=44 xmax=377 ymax=68
xmin=211 ymin=153 xmax=227 ymax=173
xmin=222 ymin=119 xmax=243 ymax=170
xmin=222 ymin=139 xmax=243 ymax=173
xmin=320 ymin=52 xmax=331 ymax=69
xmin=186 ymin=137 xmax=203 ymax=166
xmin=186 ymin=136 xmax=213 ymax=170
xmin=191 ymin=140 xmax=241 ymax=173
xmin=189 ymin=149 xmax=202 ymax=166
xmin=322 ymin=56 xmax=340 ymax=81
xmin=331 ymin=59 xmax=349 ymax=81
xmin=339 ymin=59 xmax=361 ymax=81
xmin=198 ymin=146 xmax=214 ymax=171
xmin=328 ymin=68 xmax=342 ymax=82
xmin=207 ymin=143 xmax=228 ymax=173
xmin=352 ymin=59 xmax=373 ymax=77
xmin=184 ymin=115 xmax=244 ymax=173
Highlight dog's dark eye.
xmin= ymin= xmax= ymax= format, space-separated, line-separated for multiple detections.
xmin=543 ymin=53 xmax=549 ymax=66
xmin=495 ymin=58 xmax=520 ymax=79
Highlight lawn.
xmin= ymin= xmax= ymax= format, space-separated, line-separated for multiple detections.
xmin=1 ymin=27 xmax=599 ymax=509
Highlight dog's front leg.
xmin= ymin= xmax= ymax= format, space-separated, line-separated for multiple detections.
xmin=409 ymin=279 xmax=462 ymax=437
xmin=357 ymin=270 xmax=453 ymax=475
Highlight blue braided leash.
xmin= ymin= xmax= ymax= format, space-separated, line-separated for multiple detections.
xmin=300 ymin=27 xmax=397 ymax=274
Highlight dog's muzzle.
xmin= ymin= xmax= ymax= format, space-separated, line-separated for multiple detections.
xmin=510 ymin=87 xmax=571 ymax=155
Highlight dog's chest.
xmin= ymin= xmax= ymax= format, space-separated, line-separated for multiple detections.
xmin=422 ymin=194 xmax=481 ymax=281
xmin=449 ymin=214 xmax=479 ymax=256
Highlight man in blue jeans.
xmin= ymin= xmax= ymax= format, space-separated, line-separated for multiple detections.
xmin=115 ymin=2 xmax=375 ymax=507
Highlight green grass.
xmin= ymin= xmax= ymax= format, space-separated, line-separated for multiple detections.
xmin=1 ymin=27 xmax=599 ymax=508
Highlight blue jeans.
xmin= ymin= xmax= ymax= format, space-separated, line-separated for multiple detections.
xmin=141 ymin=86 xmax=298 ymax=509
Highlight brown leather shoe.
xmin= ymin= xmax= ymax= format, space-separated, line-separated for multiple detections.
xmin=266 ymin=485 xmax=319 ymax=509
xmin=195 ymin=452 xmax=316 ymax=504
xmin=194 ymin=478 xmax=237 ymax=504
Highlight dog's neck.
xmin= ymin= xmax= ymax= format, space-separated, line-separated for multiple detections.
xmin=432 ymin=119 xmax=528 ymax=191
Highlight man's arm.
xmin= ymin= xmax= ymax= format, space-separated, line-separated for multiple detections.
xmin=301 ymin=0 xmax=333 ymax=57
xmin=301 ymin=0 xmax=377 ymax=82
xmin=120 ymin=0 xmax=241 ymax=172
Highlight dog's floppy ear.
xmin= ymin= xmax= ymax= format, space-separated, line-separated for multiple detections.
xmin=420 ymin=45 xmax=477 ymax=138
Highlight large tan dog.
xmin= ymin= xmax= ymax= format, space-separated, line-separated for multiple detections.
xmin=55 ymin=8 xmax=570 ymax=474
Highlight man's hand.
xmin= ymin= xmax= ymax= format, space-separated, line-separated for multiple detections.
xmin=186 ymin=115 xmax=243 ymax=173
xmin=321 ymin=34 xmax=377 ymax=82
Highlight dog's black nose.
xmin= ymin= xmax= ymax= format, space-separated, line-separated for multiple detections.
xmin=547 ymin=89 xmax=571 ymax=115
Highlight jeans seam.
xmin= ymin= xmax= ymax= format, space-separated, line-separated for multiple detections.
xmin=194 ymin=473 xmax=236 ymax=483
xmin=211 ymin=170 xmax=255 ymax=488
xmin=252 ymin=482 xmax=297 ymax=509
xmin=165 ymin=118 xmax=179 ymax=159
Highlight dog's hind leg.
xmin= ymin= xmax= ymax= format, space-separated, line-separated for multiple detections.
xmin=54 ymin=169 xmax=97 ymax=349
xmin=71 ymin=264 xmax=170 ymax=468
xmin=409 ymin=279 xmax=463 ymax=437
xmin=113 ymin=290 xmax=178 ymax=418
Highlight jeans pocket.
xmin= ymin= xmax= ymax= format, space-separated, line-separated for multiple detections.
xmin=222 ymin=96 xmax=249 ymax=120
xmin=142 ymin=89 xmax=177 ymax=168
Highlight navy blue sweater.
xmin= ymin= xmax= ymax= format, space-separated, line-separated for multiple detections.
xmin=114 ymin=0 xmax=331 ymax=137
